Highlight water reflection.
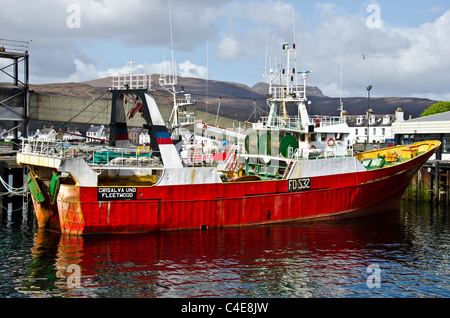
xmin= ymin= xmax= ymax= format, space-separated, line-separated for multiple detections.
xmin=3 ymin=200 xmax=450 ymax=298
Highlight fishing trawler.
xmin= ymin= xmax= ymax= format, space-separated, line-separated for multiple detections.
xmin=17 ymin=43 xmax=440 ymax=235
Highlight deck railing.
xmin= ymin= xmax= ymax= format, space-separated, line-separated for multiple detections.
xmin=111 ymin=74 xmax=151 ymax=90
xmin=308 ymin=115 xmax=346 ymax=127
xmin=20 ymin=139 xmax=159 ymax=167
xmin=0 ymin=39 xmax=29 ymax=55
xmin=269 ymin=86 xmax=305 ymax=100
xmin=254 ymin=115 xmax=345 ymax=131
xmin=256 ymin=116 xmax=303 ymax=130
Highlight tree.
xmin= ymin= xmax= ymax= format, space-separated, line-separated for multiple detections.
xmin=420 ymin=101 xmax=450 ymax=117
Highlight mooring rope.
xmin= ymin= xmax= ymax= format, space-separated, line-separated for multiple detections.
xmin=0 ymin=195 xmax=32 ymax=212
xmin=0 ymin=176 xmax=28 ymax=196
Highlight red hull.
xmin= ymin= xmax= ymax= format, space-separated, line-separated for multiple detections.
xmin=51 ymin=148 xmax=432 ymax=235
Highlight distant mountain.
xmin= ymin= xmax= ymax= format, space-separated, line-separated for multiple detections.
xmin=83 ymin=76 xmax=440 ymax=120
xmin=27 ymin=75 xmax=437 ymax=122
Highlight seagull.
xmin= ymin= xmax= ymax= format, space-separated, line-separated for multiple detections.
xmin=362 ymin=54 xmax=366 ymax=60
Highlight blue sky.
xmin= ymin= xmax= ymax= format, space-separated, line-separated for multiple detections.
xmin=1 ymin=0 xmax=450 ymax=101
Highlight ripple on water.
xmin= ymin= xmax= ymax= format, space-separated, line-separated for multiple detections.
xmin=1 ymin=201 xmax=450 ymax=297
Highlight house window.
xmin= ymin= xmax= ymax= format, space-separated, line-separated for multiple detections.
xmin=357 ymin=116 xmax=364 ymax=124
xmin=373 ymin=128 xmax=376 ymax=136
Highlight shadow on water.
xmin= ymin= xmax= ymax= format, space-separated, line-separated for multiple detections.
xmin=1 ymin=198 xmax=450 ymax=298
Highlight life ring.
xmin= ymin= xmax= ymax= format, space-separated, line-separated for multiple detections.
xmin=309 ymin=144 xmax=316 ymax=149
xmin=373 ymin=145 xmax=378 ymax=150
xmin=326 ymin=138 xmax=335 ymax=147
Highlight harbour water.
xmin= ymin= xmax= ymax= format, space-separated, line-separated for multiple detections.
xmin=1 ymin=199 xmax=449 ymax=299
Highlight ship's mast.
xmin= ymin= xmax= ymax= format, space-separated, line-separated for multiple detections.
xmin=339 ymin=60 xmax=344 ymax=119
xmin=159 ymin=2 xmax=196 ymax=134
xmin=265 ymin=42 xmax=311 ymax=133
xmin=162 ymin=0 xmax=179 ymax=129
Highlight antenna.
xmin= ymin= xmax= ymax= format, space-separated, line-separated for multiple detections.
xmin=168 ymin=1 xmax=176 ymax=84
xmin=206 ymin=40 xmax=209 ymax=115
xmin=127 ymin=60 xmax=135 ymax=76
xmin=127 ymin=60 xmax=135 ymax=88
xmin=264 ymin=29 xmax=269 ymax=78
xmin=293 ymin=10 xmax=298 ymax=87
xmin=340 ymin=60 xmax=344 ymax=118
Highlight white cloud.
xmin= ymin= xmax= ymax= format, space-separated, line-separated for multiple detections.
xmin=296 ymin=5 xmax=450 ymax=100
xmin=209 ymin=1 xmax=450 ymax=100
xmin=2 ymin=0 xmax=450 ymax=100
xmin=95 ymin=60 xmax=208 ymax=81
xmin=215 ymin=35 xmax=246 ymax=61
xmin=178 ymin=60 xmax=208 ymax=78
xmin=77 ymin=0 xmax=222 ymax=50
xmin=215 ymin=0 xmax=300 ymax=62
xmin=245 ymin=0 xmax=297 ymax=34
xmin=68 ymin=59 xmax=98 ymax=82
xmin=0 ymin=0 xmax=222 ymax=84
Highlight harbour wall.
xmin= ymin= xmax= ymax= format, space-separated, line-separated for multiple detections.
xmin=1 ymin=87 xmax=248 ymax=132
xmin=29 ymin=93 xmax=247 ymax=130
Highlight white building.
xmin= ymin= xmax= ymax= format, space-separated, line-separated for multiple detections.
xmin=392 ymin=110 xmax=450 ymax=160
xmin=139 ymin=130 xmax=150 ymax=145
xmin=86 ymin=125 xmax=107 ymax=142
xmin=62 ymin=128 xmax=85 ymax=142
xmin=344 ymin=108 xmax=405 ymax=145
xmin=34 ymin=128 xmax=57 ymax=141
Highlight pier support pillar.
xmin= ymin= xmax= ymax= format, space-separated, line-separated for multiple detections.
xmin=447 ymin=170 xmax=450 ymax=206
xmin=0 ymin=161 xmax=5 ymax=223
xmin=435 ymin=161 xmax=440 ymax=203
